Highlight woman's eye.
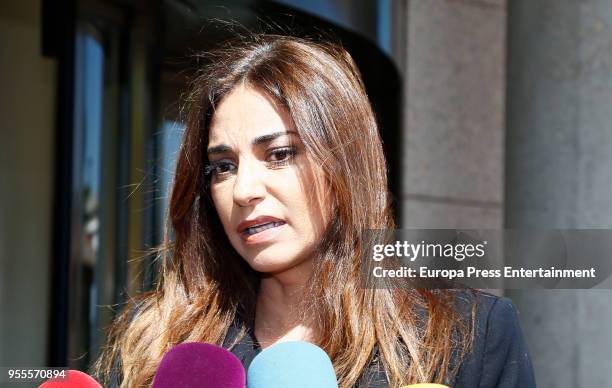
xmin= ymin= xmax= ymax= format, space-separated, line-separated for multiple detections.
xmin=207 ymin=161 xmax=237 ymax=176
xmin=267 ymin=147 xmax=296 ymax=163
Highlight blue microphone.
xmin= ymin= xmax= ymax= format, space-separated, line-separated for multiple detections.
xmin=246 ymin=341 xmax=338 ymax=388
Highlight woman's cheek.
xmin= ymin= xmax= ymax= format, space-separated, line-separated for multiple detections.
xmin=211 ymin=186 xmax=230 ymax=224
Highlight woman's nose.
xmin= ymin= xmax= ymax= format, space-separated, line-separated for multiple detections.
xmin=232 ymin=160 xmax=266 ymax=207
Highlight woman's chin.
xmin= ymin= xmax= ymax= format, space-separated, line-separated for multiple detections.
xmin=248 ymin=258 xmax=297 ymax=274
xmin=245 ymin=254 xmax=312 ymax=277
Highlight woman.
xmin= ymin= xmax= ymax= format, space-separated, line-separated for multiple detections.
xmin=95 ymin=35 xmax=535 ymax=387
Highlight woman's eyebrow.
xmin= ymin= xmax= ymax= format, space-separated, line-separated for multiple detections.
xmin=207 ymin=130 xmax=298 ymax=156
xmin=207 ymin=144 xmax=232 ymax=156
xmin=251 ymin=130 xmax=297 ymax=146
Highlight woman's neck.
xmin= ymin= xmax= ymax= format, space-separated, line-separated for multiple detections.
xmin=254 ymin=266 xmax=319 ymax=349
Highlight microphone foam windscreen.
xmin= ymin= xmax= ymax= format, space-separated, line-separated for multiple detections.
xmin=39 ymin=370 xmax=102 ymax=387
xmin=152 ymin=342 xmax=246 ymax=388
xmin=401 ymin=385 xmax=450 ymax=388
xmin=247 ymin=341 xmax=338 ymax=388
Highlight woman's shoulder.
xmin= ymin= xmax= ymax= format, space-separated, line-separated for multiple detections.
xmin=449 ymin=289 xmax=536 ymax=388
xmin=359 ymin=289 xmax=536 ymax=388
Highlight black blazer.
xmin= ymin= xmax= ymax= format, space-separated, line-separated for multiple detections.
xmin=109 ymin=290 xmax=536 ymax=387
xmin=449 ymin=292 xmax=536 ymax=387
xmin=224 ymin=290 xmax=536 ymax=388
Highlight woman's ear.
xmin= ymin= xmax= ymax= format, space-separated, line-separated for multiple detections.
xmin=303 ymin=159 xmax=334 ymax=222
xmin=321 ymin=173 xmax=338 ymax=225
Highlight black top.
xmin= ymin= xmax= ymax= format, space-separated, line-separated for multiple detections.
xmin=109 ymin=290 xmax=536 ymax=387
xmin=222 ymin=290 xmax=536 ymax=388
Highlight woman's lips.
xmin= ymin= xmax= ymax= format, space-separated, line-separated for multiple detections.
xmin=242 ymin=221 xmax=285 ymax=236
xmin=237 ymin=216 xmax=284 ymax=233
xmin=237 ymin=217 xmax=287 ymax=245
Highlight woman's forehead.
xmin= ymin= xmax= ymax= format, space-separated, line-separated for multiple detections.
xmin=208 ymin=84 xmax=294 ymax=145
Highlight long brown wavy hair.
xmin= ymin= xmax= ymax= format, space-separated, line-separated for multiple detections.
xmin=95 ymin=34 xmax=473 ymax=387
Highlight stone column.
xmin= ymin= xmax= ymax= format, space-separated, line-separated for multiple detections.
xmin=401 ymin=0 xmax=506 ymax=229
xmin=506 ymin=1 xmax=612 ymax=386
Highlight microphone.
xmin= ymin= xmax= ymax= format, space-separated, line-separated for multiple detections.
xmin=152 ymin=342 xmax=246 ymax=388
xmin=39 ymin=370 xmax=102 ymax=387
xmin=246 ymin=341 xmax=338 ymax=388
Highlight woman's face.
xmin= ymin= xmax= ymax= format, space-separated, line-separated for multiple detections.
xmin=208 ymin=84 xmax=330 ymax=276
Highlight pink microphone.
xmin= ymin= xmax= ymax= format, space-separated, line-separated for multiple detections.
xmin=39 ymin=370 xmax=102 ymax=387
xmin=152 ymin=342 xmax=246 ymax=388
